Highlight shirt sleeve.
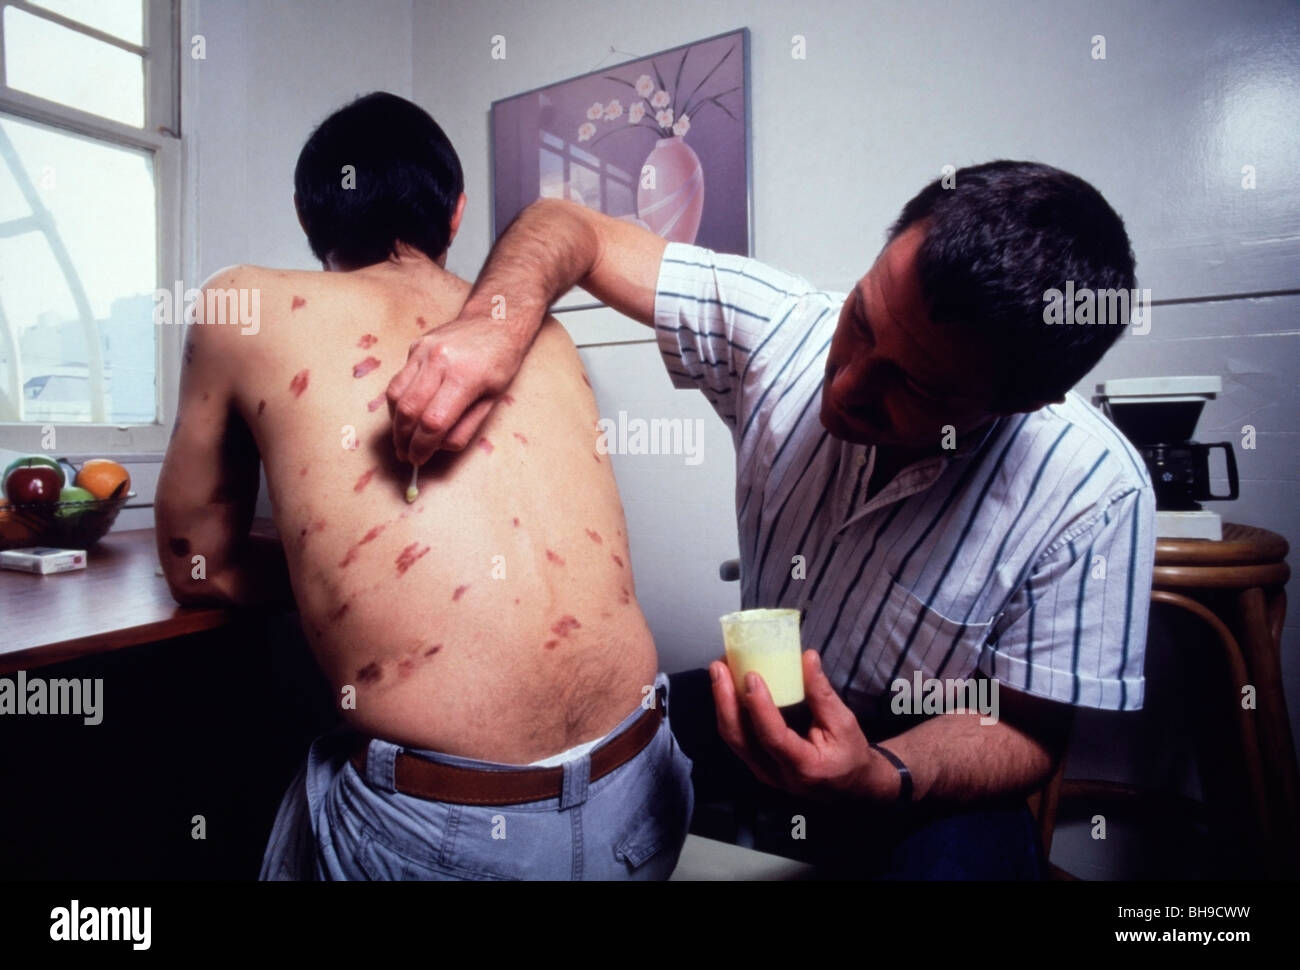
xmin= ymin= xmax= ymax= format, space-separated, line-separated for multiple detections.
xmin=979 ymin=484 xmax=1156 ymax=711
xmin=653 ymin=242 xmax=818 ymax=428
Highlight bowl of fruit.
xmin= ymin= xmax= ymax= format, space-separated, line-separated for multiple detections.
xmin=0 ymin=456 xmax=134 ymax=552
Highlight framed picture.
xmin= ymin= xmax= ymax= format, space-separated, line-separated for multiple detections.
xmin=490 ymin=28 xmax=752 ymax=310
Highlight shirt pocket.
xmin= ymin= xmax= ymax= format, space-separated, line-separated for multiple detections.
xmin=850 ymin=577 xmax=996 ymax=697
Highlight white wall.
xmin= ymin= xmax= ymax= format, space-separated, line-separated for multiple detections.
xmin=193 ymin=0 xmax=415 ymax=275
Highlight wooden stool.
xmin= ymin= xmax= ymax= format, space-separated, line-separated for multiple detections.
xmin=1151 ymin=523 xmax=1295 ymax=863
xmin=1042 ymin=523 xmax=1295 ymax=876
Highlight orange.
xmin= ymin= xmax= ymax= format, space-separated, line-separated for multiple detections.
xmin=75 ymin=459 xmax=131 ymax=500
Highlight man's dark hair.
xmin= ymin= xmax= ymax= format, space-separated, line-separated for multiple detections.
xmin=887 ymin=160 xmax=1137 ymax=411
xmin=294 ymin=92 xmax=464 ymax=269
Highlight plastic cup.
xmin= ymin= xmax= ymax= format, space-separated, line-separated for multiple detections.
xmin=720 ymin=608 xmax=805 ymax=707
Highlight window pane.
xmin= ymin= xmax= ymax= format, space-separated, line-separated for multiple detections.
xmin=538 ymin=147 xmax=563 ymax=199
xmin=4 ymin=7 xmax=145 ymax=127
xmin=28 ymin=0 xmax=143 ymax=45
xmin=0 ymin=114 xmax=157 ymax=425
xmin=569 ymin=161 xmax=600 ymax=210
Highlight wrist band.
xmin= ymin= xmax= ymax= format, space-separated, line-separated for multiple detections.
xmin=870 ymin=742 xmax=913 ymax=804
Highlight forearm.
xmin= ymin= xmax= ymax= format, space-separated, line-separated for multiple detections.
xmin=872 ymin=710 xmax=1059 ymax=804
xmin=167 ymin=528 xmax=291 ymax=609
xmin=461 ymin=199 xmax=600 ymax=347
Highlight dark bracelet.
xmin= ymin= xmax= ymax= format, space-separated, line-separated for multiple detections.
xmin=869 ymin=742 xmax=913 ymax=805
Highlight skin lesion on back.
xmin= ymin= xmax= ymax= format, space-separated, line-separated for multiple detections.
xmin=348 ymin=639 xmax=445 ymax=693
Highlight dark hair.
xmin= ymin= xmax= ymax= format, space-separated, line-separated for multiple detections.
xmin=887 ymin=160 xmax=1137 ymax=411
xmin=294 ymin=92 xmax=464 ymax=269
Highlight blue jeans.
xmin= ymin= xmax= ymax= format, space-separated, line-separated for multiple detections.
xmin=775 ymin=791 xmax=1045 ymax=879
xmin=873 ymin=800 xmax=1045 ymax=880
xmin=260 ymin=672 xmax=693 ymax=880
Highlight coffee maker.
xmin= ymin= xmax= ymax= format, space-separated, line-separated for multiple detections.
xmin=1096 ymin=376 xmax=1239 ymax=540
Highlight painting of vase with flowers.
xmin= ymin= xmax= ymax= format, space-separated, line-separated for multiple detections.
xmin=491 ymin=28 xmax=750 ymax=263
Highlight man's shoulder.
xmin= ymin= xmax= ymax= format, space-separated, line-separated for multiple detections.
xmin=198 ymin=262 xmax=355 ymax=312
xmin=1011 ymin=390 xmax=1153 ymax=497
xmin=190 ymin=264 xmax=292 ymax=326
xmin=199 ymin=262 xmax=320 ymax=293
xmin=657 ymin=243 xmax=829 ymax=309
xmin=191 ymin=263 xmax=400 ymax=340
xmin=654 ymin=244 xmax=845 ymax=382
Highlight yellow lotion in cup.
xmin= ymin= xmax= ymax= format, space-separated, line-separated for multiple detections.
xmin=720 ymin=608 xmax=805 ymax=707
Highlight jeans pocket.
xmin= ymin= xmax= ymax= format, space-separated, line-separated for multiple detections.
xmin=614 ymin=812 xmax=673 ymax=870
xmin=612 ymin=732 xmax=693 ymax=877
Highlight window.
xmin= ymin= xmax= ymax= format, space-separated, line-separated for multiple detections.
xmin=0 ymin=0 xmax=181 ymax=454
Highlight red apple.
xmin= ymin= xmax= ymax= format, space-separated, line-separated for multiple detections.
xmin=4 ymin=464 xmax=63 ymax=504
xmin=2 ymin=454 xmax=64 ymax=486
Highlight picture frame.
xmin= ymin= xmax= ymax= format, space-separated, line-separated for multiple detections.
xmin=490 ymin=28 xmax=753 ymax=311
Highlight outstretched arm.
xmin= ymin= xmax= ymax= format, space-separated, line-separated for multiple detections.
xmin=388 ymin=199 xmax=666 ymax=465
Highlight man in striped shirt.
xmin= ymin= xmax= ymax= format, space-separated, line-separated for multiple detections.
xmin=388 ymin=160 xmax=1156 ymax=878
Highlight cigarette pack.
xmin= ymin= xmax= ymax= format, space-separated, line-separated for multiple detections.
xmin=0 ymin=546 xmax=88 ymax=574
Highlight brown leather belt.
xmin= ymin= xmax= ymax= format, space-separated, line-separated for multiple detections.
xmin=349 ymin=700 xmax=665 ymax=806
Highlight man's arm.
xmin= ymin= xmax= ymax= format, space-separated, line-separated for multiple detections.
xmin=868 ymin=684 xmax=1073 ymax=802
xmin=155 ymin=272 xmax=291 ymax=607
xmin=388 ymin=198 xmax=666 ymax=465
xmin=711 ymin=650 xmax=1072 ymax=805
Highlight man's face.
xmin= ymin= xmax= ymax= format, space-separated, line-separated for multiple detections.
xmin=820 ymin=222 xmax=1006 ymax=450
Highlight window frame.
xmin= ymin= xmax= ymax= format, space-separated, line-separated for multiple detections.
xmin=0 ymin=0 xmax=187 ymax=456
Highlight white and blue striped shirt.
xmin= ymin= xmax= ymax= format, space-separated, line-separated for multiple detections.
xmin=654 ymin=243 xmax=1156 ymax=713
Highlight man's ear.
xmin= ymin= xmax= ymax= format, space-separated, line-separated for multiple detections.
xmin=447 ymin=192 xmax=467 ymax=246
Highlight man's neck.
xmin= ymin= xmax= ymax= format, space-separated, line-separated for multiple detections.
xmin=865 ymin=418 xmax=999 ymax=498
xmin=866 ymin=443 xmax=933 ymax=500
xmin=327 ymin=245 xmax=458 ymax=283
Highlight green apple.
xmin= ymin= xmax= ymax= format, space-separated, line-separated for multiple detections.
xmin=55 ymin=485 xmax=96 ymax=518
xmin=3 ymin=455 xmax=64 ymax=493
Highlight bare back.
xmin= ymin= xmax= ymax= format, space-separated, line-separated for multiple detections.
xmin=221 ymin=262 xmax=656 ymax=762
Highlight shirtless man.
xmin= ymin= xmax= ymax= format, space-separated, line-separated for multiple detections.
xmin=154 ymin=92 xmax=693 ymax=880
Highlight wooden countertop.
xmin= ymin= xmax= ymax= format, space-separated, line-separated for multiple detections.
xmin=0 ymin=525 xmax=281 ymax=675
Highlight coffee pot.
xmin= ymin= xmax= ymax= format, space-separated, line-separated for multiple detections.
xmin=1096 ymin=376 xmax=1239 ymax=540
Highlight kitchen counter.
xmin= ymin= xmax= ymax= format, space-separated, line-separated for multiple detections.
xmin=0 ymin=524 xmax=283 ymax=675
